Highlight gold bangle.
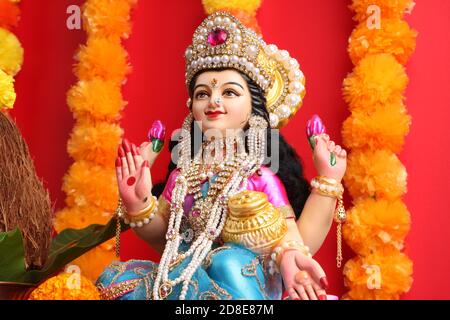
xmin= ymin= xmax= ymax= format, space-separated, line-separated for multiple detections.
xmin=311 ymin=175 xmax=347 ymax=268
xmin=310 ymin=176 xmax=344 ymax=198
xmin=123 ymin=196 xmax=158 ymax=228
xmin=271 ymin=240 xmax=312 ymax=267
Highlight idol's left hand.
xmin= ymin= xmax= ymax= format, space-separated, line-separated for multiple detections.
xmin=279 ymin=250 xmax=328 ymax=300
xmin=312 ymin=134 xmax=347 ymax=182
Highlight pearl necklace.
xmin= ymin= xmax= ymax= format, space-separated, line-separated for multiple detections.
xmin=152 ymin=114 xmax=267 ymax=300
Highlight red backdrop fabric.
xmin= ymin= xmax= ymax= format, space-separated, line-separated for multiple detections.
xmin=8 ymin=0 xmax=450 ymax=299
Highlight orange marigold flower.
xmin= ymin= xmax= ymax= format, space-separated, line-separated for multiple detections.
xmin=343 ymin=198 xmax=411 ymax=256
xmin=343 ymin=54 xmax=408 ymax=112
xmin=343 ymin=248 xmax=413 ymax=300
xmin=29 ymin=273 xmax=100 ymax=300
xmin=342 ymin=99 xmax=411 ymax=153
xmin=349 ymin=19 xmax=417 ymax=65
xmin=83 ymin=0 xmax=133 ymax=40
xmin=349 ymin=0 xmax=415 ymax=22
xmin=62 ymin=160 xmax=118 ymax=212
xmin=344 ymin=149 xmax=407 ymax=201
xmin=67 ymin=246 xmax=117 ymax=283
xmin=67 ymin=79 xmax=125 ymax=121
xmin=68 ymin=120 xmax=123 ymax=167
xmin=74 ymin=37 xmax=131 ymax=83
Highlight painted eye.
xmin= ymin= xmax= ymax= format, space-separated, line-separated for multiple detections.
xmin=196 ymin=92 xmax=209 ymax=99
xmin=223 ymin=90 xmax=238 ymax=97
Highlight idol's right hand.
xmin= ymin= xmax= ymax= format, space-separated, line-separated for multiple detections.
xmin=116 ymin=138 xmax=155 ymax=216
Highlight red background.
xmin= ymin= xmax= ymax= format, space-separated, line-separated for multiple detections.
xmin=8 ymin=0 xmax=450 ymax=299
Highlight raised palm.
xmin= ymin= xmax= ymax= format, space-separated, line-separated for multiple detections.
xmin=116 ymin=139 xmax=153 ymax=214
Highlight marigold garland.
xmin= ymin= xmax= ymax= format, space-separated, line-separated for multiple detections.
xmin=54 ymin=0 xmax=138 ymax=285
xmin=29 ymin=272 xmax=100 ymax=300
xmin=348 ymin=19 xmax=417 ymax=65
xmin=67 ymin=121 xmax=123 ymax=167
xmin=342 ymin=100 xmax=411 ymax=153
xmin=349 ymin=0 xmax=415 ymax=23
xmin=0 ymin=0 xmax=22 ymax=112
xmin=345 ymin=150 xmax=407 ymax=201
xmin=83 ymin=0 xmax=137 ymax=40
xmin=0 ymin=27 xmax=23 ymax=76
xmin=62 ymin=160 xmax=118 ymax=211
xmin=0 ymin=0 xmax=20 ymax=30
xmin=67 ymin=79 xmax=126 ymax=121
xmin=343 ymin=54 xmax=408 ymax=112
xmin=343 ymin=198 xmax=411 ymax=256
xmin=0 ymin=68 xmax=15 ymax=109
xmin=342 ymin=248 xmax=413 ymax=300
xmin=74 ymin=37 xmax=131 ymax=83
xmin=341 ymin=1 xmax=415 ymax=300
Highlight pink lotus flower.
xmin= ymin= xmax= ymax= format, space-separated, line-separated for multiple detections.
xmin=148 ymin=120 xmax=166 ymax=153
xmin=306 ymin=114 xmax=326 ymax=138
xmin=306 ymin=114 xmax=326 ymax=150
xmin=148 ymin=120 xmax=165 ymax=141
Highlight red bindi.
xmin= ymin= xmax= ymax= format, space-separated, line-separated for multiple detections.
xmin=127 ymin=176 xmax=136 ymax=186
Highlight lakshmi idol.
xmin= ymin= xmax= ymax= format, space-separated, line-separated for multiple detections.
xmin=96 ymin=12 xmax=348 ymax=300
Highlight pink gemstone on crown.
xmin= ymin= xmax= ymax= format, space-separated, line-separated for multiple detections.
xmin=207 ymin=28 xmax=228 ymax=46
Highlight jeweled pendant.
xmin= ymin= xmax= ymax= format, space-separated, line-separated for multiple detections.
xmin=159 ymin=282 xmax=173 ymax=299
xmin=191 ymin=209 xmax=201 ymax=217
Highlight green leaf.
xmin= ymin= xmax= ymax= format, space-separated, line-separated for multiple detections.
xmin=0 ymin=217 xmax=129 ymax=284
xmin=0 ymin=228 xmax=30 ymax=284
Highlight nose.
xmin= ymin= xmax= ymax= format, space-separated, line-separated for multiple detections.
xmin=210 ymin=92 xmax=222 ymax=108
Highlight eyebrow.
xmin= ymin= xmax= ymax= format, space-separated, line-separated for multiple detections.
xmin=193 ymin=81 xmax=244 ymax=91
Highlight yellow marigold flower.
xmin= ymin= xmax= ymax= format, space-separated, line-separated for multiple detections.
xmin=0 ymin=68 xmax=15 ymax=109
xmin=0 ymin=27 xmax=24 ymax=76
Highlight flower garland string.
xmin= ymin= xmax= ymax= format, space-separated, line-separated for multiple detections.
xmin=341 ymin=0 xmax=417 ymax=300
xmin=53 ymin=0 xmax=138 ymax=282
xmin=0 ymin=0 xmax=23 ymax=111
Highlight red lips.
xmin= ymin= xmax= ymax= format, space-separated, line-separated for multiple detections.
xmin=205 ymin=110 xmax=225 ymax=118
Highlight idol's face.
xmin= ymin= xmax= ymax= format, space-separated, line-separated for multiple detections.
xmin=191 ymin=69 xmax=252 ymax=139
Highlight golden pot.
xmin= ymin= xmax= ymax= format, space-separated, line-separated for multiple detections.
xmin=221 ymin=190 xmax=287 ymax=254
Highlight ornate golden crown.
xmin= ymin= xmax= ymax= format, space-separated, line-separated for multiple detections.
xmin=185 ymin=12 xmax=306 ymax=129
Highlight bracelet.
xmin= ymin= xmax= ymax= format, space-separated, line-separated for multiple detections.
xmin=123 ymin=195 xmax=158 ymax=228
xmin=310 ymin=176 xmax=344 ymax=198
xmin=270 ymin=240 xmax=312 ymax=268
xmin=310 ymin=175 xmax=347 ymax=268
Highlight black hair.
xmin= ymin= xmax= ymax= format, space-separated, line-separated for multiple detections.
xmin=152 ymin=69 xmax=310 ymax=218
